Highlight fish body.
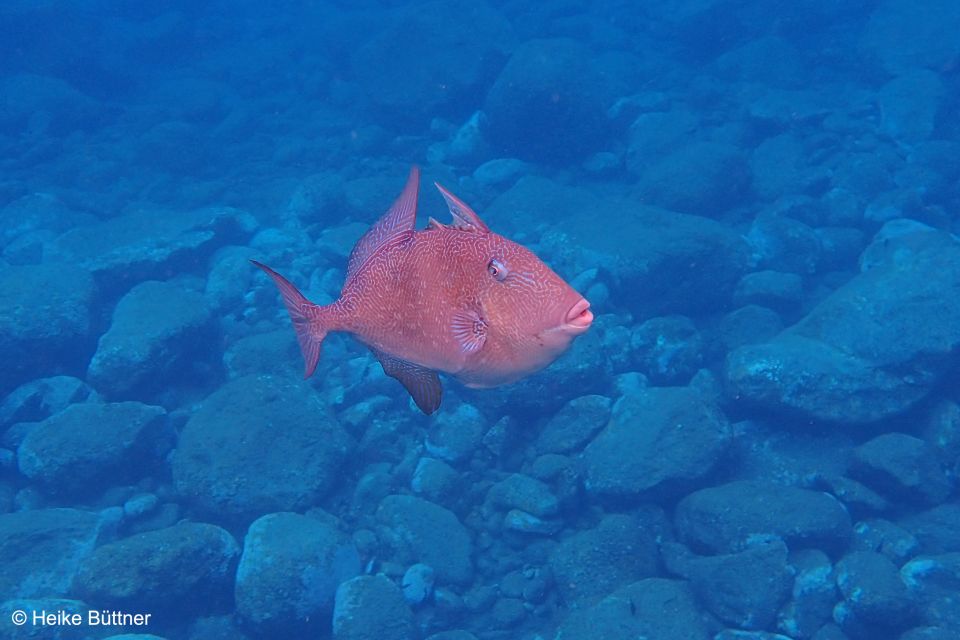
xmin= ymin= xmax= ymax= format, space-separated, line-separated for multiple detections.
xmin=253 ymin=167 xmax=593 ymax=414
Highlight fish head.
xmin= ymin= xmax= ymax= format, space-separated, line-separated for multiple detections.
xmin=471 ymin=231 xmax=593 ymax=371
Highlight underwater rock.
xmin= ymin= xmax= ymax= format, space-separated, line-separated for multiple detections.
xmin=733 ymin=271 xmax=804 ymax=314
xmin=204 ymin=245 xmax=257 ymax=313
xmin=833 ymin=550 xmax=915 ymax=634
xmin=583 ymin=386 xmax=730 ymax=501
xmin=352 ymin=0 xmax=511 ymax=121
xmin=625 ymin=110 xmax=699 ymax=177
xmin=222 ymin=330 xmax=299 ymax=380
xmin=749 ymin=133 xmax=822 ymax=201
xmin=472 ymin=158 xmax=529 ymax=189
xmin=74 ymin=522 xmax=238 ymax=614
xmin=715 ymin=632 xmax=794 ymax=640
xmin=633 ymin=140 xmax=750 ymax=216
xmin=172 ymin=375 xmax=354 ymax=524
xmin=726 ymin=228 xmax=960 ymax=425
xmin=376 ymin=494 xmax=473 ymax=586
xmin=899 ymin=504 xmax=960 ymax=554
xmin=502 ymin=509 xmax=562 ymax=536
xmin=235 ymin=512 xmax=360 ymax=635
xmin=401 ymin=563 xmax=435 ymax=606
xmin=0 ymin=73 xmax=103 ymax=136
xmin=0 ymin=264 xmax=96 ymax=394
xmin=664 ymin=539 xmax=792 ymax=630
xmin=878 ymin=70 xmax=944 ymax=144
xmin=486 ymin=473 xmax=559 ymax=518
xmin=901 ymin=553 xmax=960 ymax=630
xmin=333 ymin=575 xmax=415 ymax=640
xmin=0 ymin=508 xmax=105 ymax=598
xmin=411 ymin=457 xmax=460 ymax=506
xmin=851 ymin=433 xmax=952 ymax=507
xmin=630 ymin=316 xmax=703 ymax=385
xmin=554 ymin=578 xmax=710 ymax=640
xmin=715 ymin=305 xmax=784 ymax=352
xmin=746 ymin=214 xmax=822 ymax=275
xmin=424 ymin=403 xmax=486 ymax=465
xmin=17 ymin=402 xmax=169 ymax=495
xmin=777 ymin=549 xmax=838 ymax=639
xmin=675 ymin=481 xmax=852 ymax=554
xmin=45 ymin=206 xmax=255 ymax=299
xmin=0 ymin=375 xmax=99 ymax=430
xmin=425 ymin=632 xmax=477 ymax=640
xmin=87 ymin=280 xmax=216 ymax=399
xmin=484 ymin=38 xmax=613 ymax=163
xmin=490 ymin=596 xmax=525 ymax=628
xmin=549 ymin=511 xmax=664 ymax=605
xmin=859 ymin=0 xmax=960 ymax=75
xmin=573 ymin=203 xmax=750 ymax=318
xmin=536 ymin=394 xmax=612 ymax=455
xmin=852 ymin=519 xmax=920 ymax=565
xmin=899 ymin=626 xmax=960 ymax=640
xmin=0 ymin=193 xmax=95 ymax=256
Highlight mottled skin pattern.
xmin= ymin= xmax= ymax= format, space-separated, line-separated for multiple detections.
xmin=336 ymin=226 xmax=579 ymax=388
xmin=254 ymin=167 xmax=592 ymax=413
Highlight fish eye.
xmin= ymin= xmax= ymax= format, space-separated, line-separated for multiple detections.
xmin=487 ymin=258 xmax=508 ymax=281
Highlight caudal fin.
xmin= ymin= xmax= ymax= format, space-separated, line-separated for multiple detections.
xmin=251 ymin=260 xmax=330 ymax=378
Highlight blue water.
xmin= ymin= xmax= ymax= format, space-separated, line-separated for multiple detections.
xmin=2 ymin=1 xmax=960 ymax=639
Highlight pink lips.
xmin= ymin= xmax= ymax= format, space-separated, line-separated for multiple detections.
xmin=564 ymin=298 xmax=593 ymax=332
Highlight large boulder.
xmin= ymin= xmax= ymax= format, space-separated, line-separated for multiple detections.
xmin=834 ymin=550 xmax=916 ymax=635
xmin=484 ymin=39 xmax=614 ymax=163
xmin=549 ymin=511 xmax=665 ymax=605
xmin=235 ymin=512 xmax=361 ymax=636
xmin=352 ymin=0 xmax=511 ymax=121
xmin=0 ymin=508 xmax=106 ymax=598
xmin=87 ymin=280 xmax=216 ymax=399
xmin=859 ymin=0 xmax=960 ymax=75
xmin=45 ymin=206 xmax=254 ymax=299
xmin=536 ymin=394 xmax=612 ymax=455
xmin=0 ymin=375 xmax=98 ymax=430
xmin=172 ymin=375 xmax=354 ymax=524
xmin=632 ymin=140 xmax=750 ymax=216
xmin=851 ymin=433 xmax=952 ymax=506
xmin=0 ymin=264 xmax=96 ymax=394
xmin=583 ymin=387 xmax=730 ymax=501
xmin=901 ymin=552 xmax=960 ymax=630
xmin=74 ymin=522 xmax=238 ymax=615
xmin=333 ymin=575 xmax=415 ymax=640
xmin=663 ymin=540 xmax=793 ymax=630
xmin=555 ymin=578 xmax=711 ymax=640
xmin=17 ymin=402 xmax=170 ymax=495
xmin=726 ymin=228 xmax=960 ymax=424
xmin=675 ymin=481 xmax=852 ymax=554
xmin=376 ymin=495 xmax=473 ymax=585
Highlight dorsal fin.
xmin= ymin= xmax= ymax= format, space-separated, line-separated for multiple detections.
xmin=346 ymin=166 xmax=420 ymax=282
xmin=434 ymin=182 xmax=490 ymax=233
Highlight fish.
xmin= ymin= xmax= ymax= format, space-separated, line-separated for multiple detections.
xmin=252 ymin=166 xmax=593 ymax=414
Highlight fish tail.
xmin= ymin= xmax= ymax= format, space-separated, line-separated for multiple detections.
xmin=251 ymin=260 xmax=331 ymax=378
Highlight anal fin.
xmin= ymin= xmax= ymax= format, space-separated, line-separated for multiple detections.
xmin=371 ymin=349 xmax=443 ymax=415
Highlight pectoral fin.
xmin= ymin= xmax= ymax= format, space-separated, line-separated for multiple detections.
xmin=451 ymin=309 xmax=487 ymax=355
xmin=371 ymin=349 xmax=443 ymax=415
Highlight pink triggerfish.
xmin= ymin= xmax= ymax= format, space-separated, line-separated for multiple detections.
xmin=253 ymin=167 xmax=593 ymax=414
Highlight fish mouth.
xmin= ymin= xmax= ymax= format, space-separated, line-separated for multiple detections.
xmin=563 ymin=298 xmax=593 ymax=333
